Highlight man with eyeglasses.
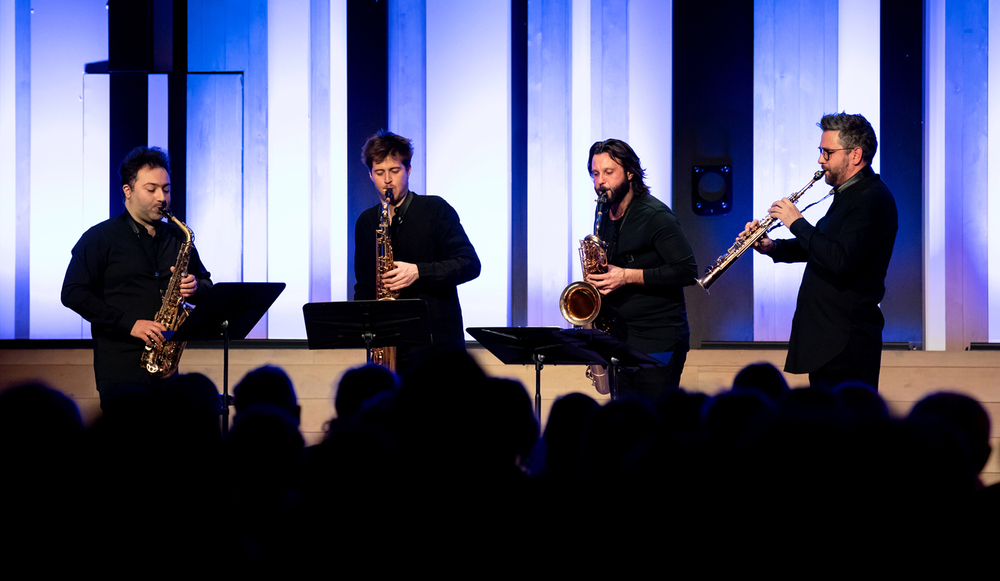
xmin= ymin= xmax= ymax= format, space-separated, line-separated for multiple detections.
xmin=742 ymin=112 xmax=898 ymax=390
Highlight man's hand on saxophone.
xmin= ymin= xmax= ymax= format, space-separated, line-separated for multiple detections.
xmin=588 ymin=264 xmax=643 ymax=294
xmin=172 ymin=266 xmax=198 ymax=298
xmin=382 ymin=261 xmax=420 ymax=291
xmin=131 ymin=319 xmax=167 ymax=348
xmin=740 ymin=221 xmax=776 ymax=255
xmin=768 ymin=197 xmax=804 ymax=229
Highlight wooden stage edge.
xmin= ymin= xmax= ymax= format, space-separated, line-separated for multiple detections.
xmin=2 ymin=343 xmax=999 ymax=484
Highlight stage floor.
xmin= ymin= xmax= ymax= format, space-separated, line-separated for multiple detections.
xmin=2 ymin=343 xmax=998 ymax=485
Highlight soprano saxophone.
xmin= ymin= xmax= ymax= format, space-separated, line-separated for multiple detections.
xmin=372 ymin=188 xmax=398 ymax=372
xmin=696 ymin=170 xmax=826 ymax=292
xmin=142 ymin=209 xmax=194 ymax=378
xmin=559 ymin=195 xmax=611 ymax=395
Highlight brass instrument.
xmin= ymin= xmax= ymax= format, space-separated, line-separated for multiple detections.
xmin=696 ymin=170 xmax=826 ymax=292
xmin=372 ymin=188 xmax=398 ymax=372
xmin=559 ymin=195 xmax=611 ymax=395
xmin=142 ymin=209 xmax=194 ymax=377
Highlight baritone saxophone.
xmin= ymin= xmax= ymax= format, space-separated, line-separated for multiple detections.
xmin=559 ymin=195 xmax=611 ymax=395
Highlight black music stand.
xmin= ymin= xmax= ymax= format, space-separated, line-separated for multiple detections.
xmin=169 ymin=282 xmax=285 ymax=436
xmin=466 ymin=327 xmax=607 ymax=421
xmin=560 ymin=328 xmax=663 ymax=400
xmin=302 ymin=299 xmax=431 ymax=364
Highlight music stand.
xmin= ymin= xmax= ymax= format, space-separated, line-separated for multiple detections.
xmin=560 ymin=328 xmax=663 ymax=400
xmin=466 ymin=327 xmax=607 ymax=421
xmin=169 ymin=282 xmax=285 ymax=436
xmin=302 ymin=299 xmax=431 ymax=364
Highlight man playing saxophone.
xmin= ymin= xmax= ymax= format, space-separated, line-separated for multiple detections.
xmin=353 ymin=130 xmax=481 ymax=372
xmin=586 ymin=139 xmax=697 ymax=398
xmin=62 ymin=146 xmax=213 ymax=407
xmin=742 ymin=112 xmax=897 ymax=390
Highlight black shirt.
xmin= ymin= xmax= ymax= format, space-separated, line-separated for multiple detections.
xmin=598 ymin=194 xmax=697 ymax=355
xmin=62 ymin=211 xmax=213 ymax=384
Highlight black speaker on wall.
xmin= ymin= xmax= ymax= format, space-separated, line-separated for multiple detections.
xmin=692 ymin=165 xmax=732 ymax=216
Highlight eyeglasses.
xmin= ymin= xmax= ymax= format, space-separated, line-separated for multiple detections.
xmin=818 ymin=147 xmax=855 ymax=161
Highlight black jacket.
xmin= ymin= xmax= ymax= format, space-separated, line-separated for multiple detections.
xmin=354 ymin=192 xmax=480 ymax=351
xmin=770 ymin=166 xmax=898 ymax=374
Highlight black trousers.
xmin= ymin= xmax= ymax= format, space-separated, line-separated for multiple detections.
xmin=807 ymin=333 xmax=882 ymax=391
xmin=616 ymin=342 xmax=688 ymax=401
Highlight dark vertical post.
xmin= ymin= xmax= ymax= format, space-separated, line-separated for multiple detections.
xmin=108 ymin=0 xmax=152 ymax=217
xmin=168 ymin=0 xmax=188 ymax=221
xmin=346 ymin=0 xmax=389 ymax=299
xmin=510 ymin=0 xmax=529 ymax=326
xmin=880 ymin=0 xmax=924 ymax=344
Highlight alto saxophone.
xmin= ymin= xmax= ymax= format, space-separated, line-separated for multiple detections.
xmin=697 ymin=170 xmax=826 ymax=292
xmin=559 ymin=195 xmax=611 ymax=395
xmin=142 ymin=209 xmax=194 ymax=377
xmin=372 ymin=188 xmax=398 ymax=372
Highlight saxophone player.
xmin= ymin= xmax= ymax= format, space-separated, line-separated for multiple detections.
xmin=585 ymin=139 xmax=698 ymax=399
xmin=353 ymin=130 xmax=481 ymax=372
xmin=62 ymin=147 xmax=213 ymax=407
xmin=741 ymin=113 xmax=897 ymax=390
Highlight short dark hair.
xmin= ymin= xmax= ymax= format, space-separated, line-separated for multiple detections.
xmin=119 ymin=146 xmax=170 ymax=189
xmin=361 ymin=129 xmax=414 ymax=170
xmin=587 ymin=139 xmax=650 ymax=198
xmin=818 ymin=112 xmax=878 ymax=165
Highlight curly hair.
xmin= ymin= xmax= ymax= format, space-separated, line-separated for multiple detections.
xmin=119 ymin=146 xmax=170 ymax=188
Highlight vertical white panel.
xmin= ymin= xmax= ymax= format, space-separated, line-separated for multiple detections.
xmin=330 ymin=0 xmax=348 ymax=301
xmin=426 ymin=0 xmax=510 ymax=331
xmin=29 ymin=0 xmax=108 ymax=339
xmin=627 ymin=0 xmax=671 ymax=206
xmin=187 ymin=74 xmax=244 ymax=285
xmin=990 ymin=0 xmax=1000 ymax=342
xmin=80 ymin=74 xmax=110 ymax=339
xmin=267 ymin=0 xmax=311 ymax=338
xmin=0 ymin=0 xmax=18 ymax=338
xmin=147 ymin=73 xmax=169 ymax=148
xmin=570 ymin=0 xmax=592 ymax=282
xmin=838 ymin=0 xmax=880 ymax=172
xmin=753 ymin=0 xmax=837 ymax=341
xmin=924 ymin=0 xmax=945 ymax=350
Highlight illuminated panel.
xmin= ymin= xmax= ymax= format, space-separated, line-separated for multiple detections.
xmin=187 ymin=74 xmax=244 ymax=285
xmin=331 ymin=0 xmax=348 ymax=300
xmin=267 ymin=0 xmax=311 ymax=338
xmin=148 ymin=73 xmax=168 ymax=148
xmin=838 ymin=0 xmax=880 ymax=172
xmin=570 ymin=0 xmax=592 ymax=283
xmin=79 ymin=74 xmax=110 ymax=339
xmin=387 ymin=0 xmax=427 ymax=197
xmin=0 ymin=0 xmax=20 ymax=338
xmin=924 ymin=0 xmax=945 ymax=350
xmin=627 ymin=0 xmax=672 ymax=206
xmin=527 ymin=0 xmax=572 ymax=328
xmin=990 ymin=0 xmax=1000 ymax=342
xmin=753 ymin=0 xmax=838 ymax=341
xmin=426 ymin=0 xmax=510 ymax=331
xmin=29 ymin=0 xmax=108 ymax=339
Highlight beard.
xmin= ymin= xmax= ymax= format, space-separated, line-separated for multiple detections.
xmin=599 ymin=178 xmax=631 ymax=207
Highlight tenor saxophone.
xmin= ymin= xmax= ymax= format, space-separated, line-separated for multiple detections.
xmin=372 ymin=188 xmax=398 ymax=372
xmin=559 ymin=195 xmax=611 ymax=395
xmin=141 ymin=209 xmax=194 ymax=378
xmin=696 ymin=170 xmax=825 ymax=292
